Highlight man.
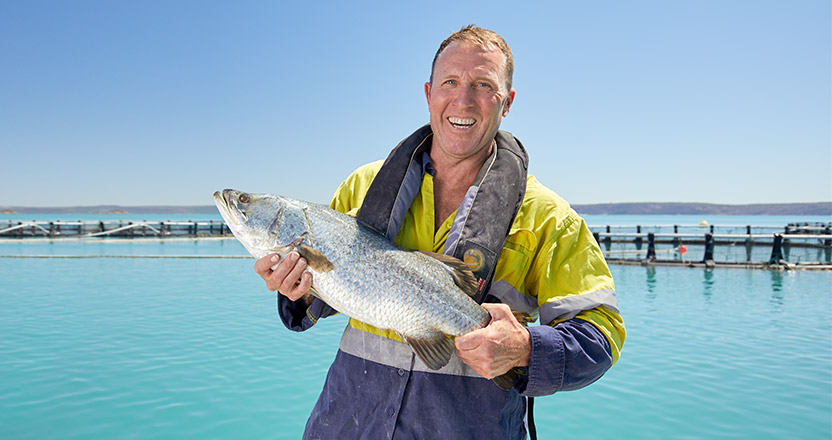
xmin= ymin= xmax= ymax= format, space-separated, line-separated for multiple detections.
xmin=254 ymin=25 xmax=625 ymax=439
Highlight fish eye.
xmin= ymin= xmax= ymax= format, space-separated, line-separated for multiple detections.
xmin=239 ymin=194 xmax=250 ymax=204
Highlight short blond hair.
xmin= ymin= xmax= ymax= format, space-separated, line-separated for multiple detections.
xmin=430 ymin=25 xmax=514 ymax=91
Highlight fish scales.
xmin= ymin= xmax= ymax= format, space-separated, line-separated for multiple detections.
xmin=273 ymin=200 xmax=489 ymax=336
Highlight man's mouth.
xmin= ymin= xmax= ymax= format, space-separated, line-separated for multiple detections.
xmin=448 ymin=117 xmax=476 ymax=129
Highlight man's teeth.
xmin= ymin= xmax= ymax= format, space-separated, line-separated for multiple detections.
xmin=449 ymin=117 xmax=475 ymax=128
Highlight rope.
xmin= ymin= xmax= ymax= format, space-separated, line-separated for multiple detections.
xmin=0 ymin=222 xmax=50 ymax=234
xmin=85 ymin=222 xmax=161 ymax=237
xmin=0 ymin=237 xmax=236 ymax=243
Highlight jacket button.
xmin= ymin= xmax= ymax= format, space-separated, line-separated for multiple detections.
xmin=388 ymin=408 xmax=395 ymax=416
xmin=397 ymin=368 xmax=405 ymax=376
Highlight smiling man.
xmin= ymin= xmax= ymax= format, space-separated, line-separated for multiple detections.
xmin=255 ymin=25 xmax=625 ymax=439
xmin=425 ymin=39 xmax=516 ymax=232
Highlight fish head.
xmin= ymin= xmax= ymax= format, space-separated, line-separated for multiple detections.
xmin=213 ymin=189 xmax=306 ymax=259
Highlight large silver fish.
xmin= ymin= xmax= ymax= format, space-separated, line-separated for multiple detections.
xmin=213 ymin=189 xmax=517 ymax=389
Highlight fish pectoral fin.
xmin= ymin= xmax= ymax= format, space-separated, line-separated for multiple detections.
xmin=298 ymin=245 xmax=335 ymax=273
xmin=267 ymin=244 xmax=293 ymax=255
xmin=404 ymin=332 xmax=455 ymax=371
xmin=417 ymin=251 xmax=478 ymax=297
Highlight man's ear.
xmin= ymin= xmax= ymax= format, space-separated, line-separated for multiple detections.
xmin=424 ymin=82 xmax=431 ymax=104
xmin=502 ymin=88 xmax=516 ymax=117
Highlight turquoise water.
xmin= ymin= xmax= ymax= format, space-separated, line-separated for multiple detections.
xmin=1 ymin=219 xmax=830 ymax=439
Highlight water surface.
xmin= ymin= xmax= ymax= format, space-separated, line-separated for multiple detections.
xmin=0 ymin=234 xmax=830 ymax=439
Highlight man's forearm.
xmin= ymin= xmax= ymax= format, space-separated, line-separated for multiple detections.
xmin=517 ymin=318 xmax=613 ymax=396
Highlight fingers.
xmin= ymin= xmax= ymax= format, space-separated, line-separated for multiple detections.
xmin=279 ymin=255 xmax=308 ymax=293
xmin=481 ymin=303 xmax=512 ymax=320
xmin=455 ymin=303 xmax=532 ymax=379
xmin=455 ymin=330 xmax=493 ymax=378
xmin=254 ymin=254 xmax=280 ymax=275
xmin=297 ymin=271 xmax=313 ymax=294
xmin=455 ymin=304 xmax=513 ymax=350
xmin=457 ymin=304 xmax=513 ymax=352
xmin=455 ymin=329 xmax=484 ymax=352
xmin=253 ymin=252 xmax=312 ymax=301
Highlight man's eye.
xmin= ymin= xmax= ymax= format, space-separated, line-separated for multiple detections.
xmin=444 ymin=80 xmax=457 ymax=86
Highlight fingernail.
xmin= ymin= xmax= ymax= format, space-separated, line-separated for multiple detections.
xmin=270 ymin=255 xmax=278 ymax=263
xmin=290 ymin=252 xmax=299 ymax=262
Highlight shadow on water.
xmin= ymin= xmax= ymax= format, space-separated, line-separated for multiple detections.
xmin=645 ymin=266 xmax=657 ymax=297
xmin=770 ymin=270 xmax=784 ymax=307
xmin=702 ymin=268 xmax=715 ymax=301
xmin=770 ymin=270 xmax=783 ymax=293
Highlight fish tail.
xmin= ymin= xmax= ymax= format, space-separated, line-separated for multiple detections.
xmin=492 ymin=368 xmax=520 ymax=390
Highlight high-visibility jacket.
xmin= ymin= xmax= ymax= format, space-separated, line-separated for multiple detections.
xmin=278 ymin=160 xmax=625 ymax=440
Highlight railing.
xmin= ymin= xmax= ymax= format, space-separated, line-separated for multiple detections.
xmin=4 ymin=219 xmax=830 ymax=269
xmin=590 ymin=223 xmax=832 ymax=269
xmin=0 ymin=220 xmax=231 ymax=238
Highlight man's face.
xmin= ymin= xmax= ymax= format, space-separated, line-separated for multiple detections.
xmin=425 ymin=41 xmax=515 ymax=163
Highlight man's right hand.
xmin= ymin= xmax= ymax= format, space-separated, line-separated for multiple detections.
xmin=254 ymin=252 xmax=314 ymax=302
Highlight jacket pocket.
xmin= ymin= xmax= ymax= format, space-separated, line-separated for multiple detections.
xmin=494 ymin=228 xmax=537 ymax=288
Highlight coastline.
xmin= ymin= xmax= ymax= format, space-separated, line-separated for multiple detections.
xmin=1 ymin=202 xmax=830 ymax=216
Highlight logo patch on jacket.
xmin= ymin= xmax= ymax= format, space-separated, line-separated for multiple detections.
xmin=463 ymin=248 xmax=485 ymax=272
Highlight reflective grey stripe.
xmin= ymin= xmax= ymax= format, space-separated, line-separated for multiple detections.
xmin=443 ymin=146 xmax=497 ymax=257
xmin=338 ymin=324 xmax=481 ymax=378
xmin=488 ymin=280 xmax=540 ymax=321
xmin=443 ymin=185 xmax=478 ymax=256
xmin=539 ymin=288 xmax=619 ymax=326
xmin=385 ymin=149 xmax=428 ymax=242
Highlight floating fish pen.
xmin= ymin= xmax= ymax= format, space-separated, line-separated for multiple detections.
xmin=3 ymin=219 xmax=831 ymax=269
xmin=591 ymin=222 xmax=832 ymax=270
xmin=0 ymin=220 xmax=231 ymax=238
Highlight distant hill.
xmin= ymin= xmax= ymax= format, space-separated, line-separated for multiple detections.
xmin=572 ymin=202 xmax=832 ymax=216
xmin=1 ymin=202 xmax=830 ymax=216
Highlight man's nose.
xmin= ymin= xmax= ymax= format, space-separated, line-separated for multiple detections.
xmin=451 ymin=85 xmax=476 ymax=106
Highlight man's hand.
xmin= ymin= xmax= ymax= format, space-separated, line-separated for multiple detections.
xmin=253 ymin=252 xmax=314 ymax=303
xmin=455 ymin=303 xmax=531 ymax=380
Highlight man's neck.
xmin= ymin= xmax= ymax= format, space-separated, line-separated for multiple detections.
xmin=429 ymin=141 xmax=494 ymax=231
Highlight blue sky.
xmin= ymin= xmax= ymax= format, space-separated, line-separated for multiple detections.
xmin=2 ymin=0 xmax=830 ymax=207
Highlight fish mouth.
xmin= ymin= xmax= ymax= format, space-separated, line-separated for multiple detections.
xmin=213 ymin=189 xmax=246 ymax=225
xmin=212 ymin=190 xmax=226 ymax=206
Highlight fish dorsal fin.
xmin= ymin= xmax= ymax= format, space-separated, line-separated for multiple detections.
xmin=402 ymin=331 xmax=455 ymax=370
xmin=418 ymin=251 xmax=478 ymax=297
xmin=298 ymin=245 xmax=334 ymax=273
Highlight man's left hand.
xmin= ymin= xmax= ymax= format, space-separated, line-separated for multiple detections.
xmin=455 ymin=303 xmax=531 ymax=380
